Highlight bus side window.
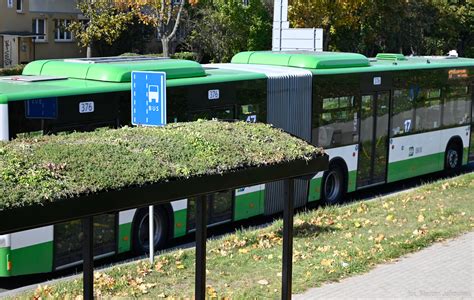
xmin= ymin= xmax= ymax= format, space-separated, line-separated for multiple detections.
xmin=315 ymin=96 xmax=357 ymax=148
xmin=443 ymin=85 xmax=470 ymax=127
xmin=415 ymin=89 xmax=441 ymax=132
xmin=239 ymin=104 xmax=259 ymax=123
xmin=391 ymin=89 xmax=415 ymax=136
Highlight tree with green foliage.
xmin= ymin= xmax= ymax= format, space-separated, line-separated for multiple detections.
xmin=129 ymin=0 xmax=189 ymax=58
xmin=69 ymin=0 xmax=135 ymax=58
xmin=187 ymin=0 xmax=272 ymax=62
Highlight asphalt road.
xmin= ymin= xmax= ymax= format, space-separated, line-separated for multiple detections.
xmin=0 ymin=164 xmax=472 ymax=296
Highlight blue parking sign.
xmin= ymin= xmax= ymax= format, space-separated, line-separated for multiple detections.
xmin=131 ymin=71 xmax=167 ymax=127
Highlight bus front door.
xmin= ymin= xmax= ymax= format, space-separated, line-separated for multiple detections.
xmin=469 ymin=84 xmax=474 ymax=162
xmin=357 ymin=92 xmax=390 ymax=188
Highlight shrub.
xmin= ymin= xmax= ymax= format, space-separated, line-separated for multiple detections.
xmin=0 ymin=65 xmax=24 ymax=76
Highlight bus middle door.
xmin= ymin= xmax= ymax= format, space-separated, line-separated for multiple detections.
xmin=357 ymin=92 xmax=390 ymax=188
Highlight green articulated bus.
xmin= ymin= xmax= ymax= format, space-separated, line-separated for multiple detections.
xmin=0 ymin=51 xmax=473 ymax=276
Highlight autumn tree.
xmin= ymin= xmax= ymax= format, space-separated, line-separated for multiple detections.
xmin=288 ymin=0 xmax=474 ymax=57
xmin=289 ymin=0 xmax=365 ymax=51
xmin=69 ymin=0 xmax=135 ymax=58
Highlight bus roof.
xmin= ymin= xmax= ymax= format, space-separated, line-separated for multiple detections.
xmin=231 ymin=51 xmax=474 ymax=75
xmin=0 ymin=60 xmax=266 ymax=103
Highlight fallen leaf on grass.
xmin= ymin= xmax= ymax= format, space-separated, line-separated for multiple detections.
xmin=320 ymin=259 xmax=334 ymax=267
xmin=258 ymin=279 xmax=269 ymax=285
xmin=417 ymin=214 xmax=425 ymax=222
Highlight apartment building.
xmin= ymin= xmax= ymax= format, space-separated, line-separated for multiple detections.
xmin=0 ymin=0 xmax=84 ymax=68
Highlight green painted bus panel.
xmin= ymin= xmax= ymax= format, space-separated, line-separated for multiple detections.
xmin=308 ymin=177 xmax=322 ymax=202
xmin=173 ymin=209 xmax=187 ymax=238
xmin=118 ymin=223 xmax=132 ymax=253
xmin=463 ymin=147 xmax=469 ymax=165
xmin=24 ymin=59 xmax=207 ymax=82
xmin=347 ymin=170 xmax=357 ymax=193
xmin=232 ymin=51 xmax=370 ymax=69
xmin=232 ymin=51 xmax=474 ymax=75
xmin=88 ymin=60 xmax=206 ymax=82
xmin=376 ymin=53 xmax=407 ymax=61
xmin=387 ymin=153 xmax=444 ymax=183
xmin=10 ymin=242 xmax=53 ymax=276
xmin=30 ymin=61 xmax=90 ymax=79
xmin=0 ymin=79 xmax=130 ymax=102
xmin=21 ymin=60 xmax=49 ymax=75
xmin=2 ymin=66 xmax=266 ymax=103
xmin=0 ymin=247 xmax=10 ymax=277
xmin=234 ymin=191 xmax=263 ymax=221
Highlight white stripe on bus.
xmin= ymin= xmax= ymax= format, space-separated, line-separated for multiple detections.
xmin=10 ymin=226 xmax=53 ymax=250
xmin=313 ymin=144 xmax=359 ymax=179
xmin=389 ymin=126 xmax=469 ymax=163
xmin=235 ymin=184 xmax=265 ymax=196
xmin=119 ymin=209 xmax=137 ymax=225
xmin=171 ymin=199 xmax=187 ymax=212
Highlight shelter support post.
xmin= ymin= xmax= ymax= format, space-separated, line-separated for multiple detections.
xmin=83 ymin=216 xmax=94 ymax=300
xmin=0 ymin=103 xmax=9 ymax=141
xmin=149 ymin=205 xmax=154 ymax=264
xmin=282 ymin=178 xmax=294 ymax=300
xmin=195 ymin=194 xmax=208 ymax=300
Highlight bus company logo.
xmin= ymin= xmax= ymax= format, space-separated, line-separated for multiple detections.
xmin=448 ymin=69 xmax=468 ymax=79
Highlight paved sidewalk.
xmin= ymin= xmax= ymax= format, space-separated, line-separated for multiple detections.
xmin=294 ymin=232 xmax=474 ymax=300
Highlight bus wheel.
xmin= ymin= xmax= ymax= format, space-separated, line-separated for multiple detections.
xmin=445 ymin=143 xmax=462 ymax=172
xmin=132 ymin=207 xmax=168 ymax=255
xmin=321 ymin=162 xmax=346 ymax=205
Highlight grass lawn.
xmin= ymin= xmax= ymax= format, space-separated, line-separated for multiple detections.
xmin=24 ymin=172 xmax=474 ymax=299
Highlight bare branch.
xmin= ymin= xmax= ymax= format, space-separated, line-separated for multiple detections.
xmin=166 ymin=0 xmax=173 ymax=27
xmin=167 ymin=0 xmax=185 ymax=40
xmin=159 ymin=0 xmax=165 ymax=29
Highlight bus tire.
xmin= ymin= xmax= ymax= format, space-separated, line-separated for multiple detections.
xmin=132 ymin=206 xmax=169 ymax=255
xmin=444 ymin=141 xmax=462 ymax=172
xmin=321 ymin=162 xmax=346 ymax=205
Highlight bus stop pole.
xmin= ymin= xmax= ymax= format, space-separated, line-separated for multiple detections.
xmin=195 ymin=194 xmax=208 ymax=300
xmin=83 ymin=216 xmax=94 ymax=300
xmin=149 ymin=205 xmax=154 ymax=264
xmin=282 ymin=178 xmax=294 ymax=300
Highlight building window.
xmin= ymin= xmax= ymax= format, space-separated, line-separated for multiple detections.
xmin=55 ymin=19 xmax=73 ymax=41
xmin=16 ymin=0 xmax=22 ymax=12
xmin=32 ymin=19 xmax=47 ymax=42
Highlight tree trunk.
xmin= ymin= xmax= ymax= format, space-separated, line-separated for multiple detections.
xmin=87 ymin=44 xmax=92 ymax=58
xmin=161 ymin=37 xmax=170 ymax=57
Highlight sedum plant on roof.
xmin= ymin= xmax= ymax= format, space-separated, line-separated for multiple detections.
xmin=0 ymin=121 xmax=322 ymax=211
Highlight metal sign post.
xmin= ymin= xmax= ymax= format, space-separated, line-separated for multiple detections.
xmin=131 ymin=71 xmax=167 ymax=264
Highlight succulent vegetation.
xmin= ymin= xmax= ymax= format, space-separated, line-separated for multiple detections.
xmin=0 ymin=121 xmax=322 ymax=211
